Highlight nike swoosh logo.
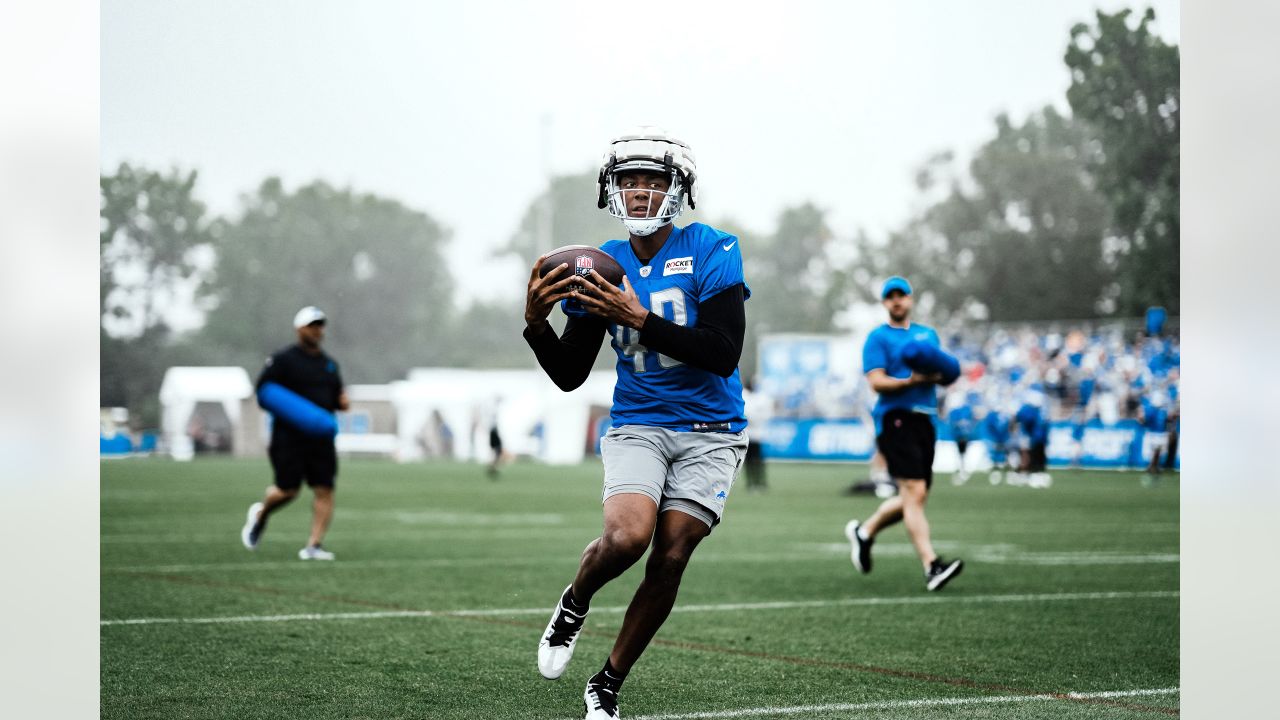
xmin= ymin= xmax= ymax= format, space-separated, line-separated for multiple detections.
xmin=723 ymin=241 xmax=737 ymax=251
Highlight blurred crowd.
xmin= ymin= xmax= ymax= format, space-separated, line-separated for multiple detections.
xmin=769 ymin=323 xmax=1181 ymax=434
xmin=940 ymin=325 xmax=1181 ymax=429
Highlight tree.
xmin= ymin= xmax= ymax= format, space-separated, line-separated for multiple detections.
xmin=1066 ymin=7 xmax=1179 ymax=314
xmin=198 ymin=179 xmax=455 ymax=382
xmin=501 ymin=169 xmax=622 ymax=264
xmin=736 ymin=204 xmax=856 ymax=380
xmin=745 ymin=203 xmax=842 ymax=333
xmin=100 ymin=164 xmax=215 ymax=424
xmin=101 ymin=164 xmax=215 ymax=337
xmin=854 ymin=107 xmax=1112 ymax=322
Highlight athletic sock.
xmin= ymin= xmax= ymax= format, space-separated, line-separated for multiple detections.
xmin=562 ymin=585 xmax=589 ymax=614
xmin=856 ymin=526 xmax=870 ymax=542
xmin=590 ymin=659 xmax=627 ymax=690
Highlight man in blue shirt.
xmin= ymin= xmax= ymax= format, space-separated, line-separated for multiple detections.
xmin=522 ymin=127 xmax=749 ymax=720
xmin=844 ymin=276 xmax=964 ymax=591
xmin=1013 ymin=389 xmax=1052 ymax=489
xmin=945 ymin=392 xmax=978 ymax=485
xmin=982 ymin=401 xmax=1015 ymax=484
xmin=1139 ymin=387 xmax=1172 ymax=486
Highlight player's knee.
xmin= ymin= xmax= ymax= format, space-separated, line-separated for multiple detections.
xmin=900 ymin=481 xmax=928 ymax=505
xmin=646 ymin=546 xmax=693 ymax=584
xmin=601 ymin=527 xmax=650 ymax=563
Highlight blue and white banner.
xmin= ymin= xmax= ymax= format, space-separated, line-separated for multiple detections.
xmin=762 ymin=417 xmax=1177 ymax=469
xmin=761 ymin=418 xmax=875 ymax=461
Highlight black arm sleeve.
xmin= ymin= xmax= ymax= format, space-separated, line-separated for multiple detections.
xmin=637 ymin=284 xmax=745 ymax=378
xmin=523 ymin=314 xmax=609 ymax=391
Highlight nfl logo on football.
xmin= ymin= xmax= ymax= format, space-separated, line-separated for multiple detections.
xmin=575 ymin=254 xmax=595 ymax=277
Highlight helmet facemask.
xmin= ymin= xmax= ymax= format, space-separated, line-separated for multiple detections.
xmin=604 ymin=165 xmax=686 ymax=237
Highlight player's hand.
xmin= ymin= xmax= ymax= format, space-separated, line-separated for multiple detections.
xmin=576 ymin=271 xmax=648 ymax=329
xmin=908 ymin=371 xmax=944 ymax=387
xmin=524 ymin=256 xmax=577 ymax=331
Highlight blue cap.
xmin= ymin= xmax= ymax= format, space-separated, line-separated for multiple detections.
xmin=881 ymin=276 xmax=912 ymax=299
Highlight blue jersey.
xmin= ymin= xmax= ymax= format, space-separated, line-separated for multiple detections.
xmin=1141 ymin=397 xmax=1169 ymax=432
xmin=598 ymin=223 xmax=751 ymax=432
xmin=948 ymin=405 xmax=975 ymax=439
xmin=1016 ymin=403 xmax=1048 ymax=443
xmin=862 ymin=322 xmax=941 ymax=430
xmin=984 ymin=410 xmax=1011 ymax=442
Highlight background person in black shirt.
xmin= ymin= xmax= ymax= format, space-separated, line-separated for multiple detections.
xmin=240 ymin=306 xmax=349 ymax=560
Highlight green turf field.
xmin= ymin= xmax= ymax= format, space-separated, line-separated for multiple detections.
xmin=101 ymin=458 xmax=1178 ymax=719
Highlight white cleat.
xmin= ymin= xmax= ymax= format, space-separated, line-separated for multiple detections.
xmin=538 ymin=585 xmax=587 ymax=679
xmin=298 ymin=545 xmax=335 ymax=560
xmin=583 ymin=681 xmax=621 ymax=719
xmin=241 ymin=502 xmax=264 ymax=550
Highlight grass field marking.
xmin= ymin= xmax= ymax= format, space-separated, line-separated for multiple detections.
xmin=102 ymin=548 xmax=1180 ymax=573
xmin=102 ymin=610 xmax=439 ymax=626
xmin=100 ymin=589 xmax=1177 ymax=626
xmin=811 ymin=542 xmax=1179 ymax=565
xmin=643 ymin=634 xmax=1180 ymax=716
xmin=616 ymin=687 xmax=1180 ymax=720
xmin=105 ymin=556 xmax=581 ymax=573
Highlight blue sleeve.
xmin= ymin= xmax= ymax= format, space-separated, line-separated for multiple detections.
xmin=695 ymin=226 xmax=747 ymax=302
xmin=863 ymin=330 xmax=887 ymax=372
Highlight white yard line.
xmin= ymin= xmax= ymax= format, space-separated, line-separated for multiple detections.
xmin=100 ymin=589 xmax=1177 ymax=627
xmin=104 ymin=547 xmax=1178 ymax=573
xmin=618 ymin=687 xmax=1179 ymax=720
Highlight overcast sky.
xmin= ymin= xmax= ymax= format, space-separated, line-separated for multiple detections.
xmin=102 ymin=0 xmax=1179 ymax=309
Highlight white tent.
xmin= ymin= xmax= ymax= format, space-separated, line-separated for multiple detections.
xmin=158 ymin=366 xmax=254 ymax=460
xmin=392 ymin=368 xmax=616 ymax=465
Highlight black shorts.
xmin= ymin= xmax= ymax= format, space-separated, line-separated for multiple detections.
xmin=269 ymin=440 xmax=337 ymax=491
xmin=1029 ymin=442 xmax=1047 ymax=472
xmin=876 ymin=409 xmax=936 ymax=487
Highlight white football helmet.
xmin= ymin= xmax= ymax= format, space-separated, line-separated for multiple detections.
xmin=597 ymin=126 xmax=698 ymax=237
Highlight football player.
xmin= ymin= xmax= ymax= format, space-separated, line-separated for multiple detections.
xmin=523 ymin=127 xmax=749 ymax=720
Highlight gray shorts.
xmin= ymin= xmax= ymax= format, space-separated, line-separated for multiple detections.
xmin=600 ymin=425 xmax=748 ymax=529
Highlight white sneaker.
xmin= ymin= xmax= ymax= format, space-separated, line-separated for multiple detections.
xmin=298 ymin=545 xmax=335 ymax=560
xmin=844 ymin=519 xmax=873 ymax=574
xmin=241 ymin=502 xmax=264 ymax=550
xmin=538 ymin=585 xmax=587 ymax=679
xmin=873 ymin=480 xmax=897 ymax=498
xmin=988 ymin=471 xmax=1002 ymax=485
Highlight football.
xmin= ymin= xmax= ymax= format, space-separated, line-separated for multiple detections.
xmin=538 ymin=245 xmax=626 ymax=288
